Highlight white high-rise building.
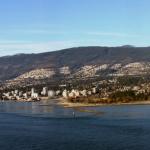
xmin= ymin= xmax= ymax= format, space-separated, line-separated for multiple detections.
xmin=31 ymin=88 xmax=35 ymax=94
xmin=48 ymin=90 xmax=55 ymax=98
xmin=41 ymin=87 xmax=48 ymax=96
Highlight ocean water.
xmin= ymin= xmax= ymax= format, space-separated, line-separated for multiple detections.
xmin=0 ymin=100 xmax=150 ymax=150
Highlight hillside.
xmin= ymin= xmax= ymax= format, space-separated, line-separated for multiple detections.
xmin=0 ymin=46 xmax=150 ymax=82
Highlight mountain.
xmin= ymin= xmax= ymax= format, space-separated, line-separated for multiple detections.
xmin=1 ymin=46 xmax=150 ymax=83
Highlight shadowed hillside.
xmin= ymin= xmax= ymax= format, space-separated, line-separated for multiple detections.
xmin=0 ymin=46 xmax=150 ymax=81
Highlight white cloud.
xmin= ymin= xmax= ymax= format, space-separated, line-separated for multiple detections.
xmin=86 ymin=32 xmax=139 ymax=38
xmin=12 ymin=29 xmax=67 ymax=35
xmin=0 ymin=40 xmax=28 ymax=44
xmin=0 ymin=27 xmax=140 ymax=38
xmin=0 ymin=30 xmax=67 ymax=36
xmin=0 ymin=40 xmax=78 ymax=56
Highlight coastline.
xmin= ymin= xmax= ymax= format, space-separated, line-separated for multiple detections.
xmin=58 ymin=98 xmax=150 ymax=108
xmin=2 ymin=97 xmax=150 ymax=108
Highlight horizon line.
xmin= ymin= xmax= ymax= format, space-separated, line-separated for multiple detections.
xmin=1 ymin=45 xmax=150 ymax=57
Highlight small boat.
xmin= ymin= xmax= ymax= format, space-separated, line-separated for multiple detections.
xmin=73 ymin=111 xmax=75 ymax=118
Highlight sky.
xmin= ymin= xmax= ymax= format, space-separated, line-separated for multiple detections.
xmin=0 ymin=0 xmax=150 ymax=56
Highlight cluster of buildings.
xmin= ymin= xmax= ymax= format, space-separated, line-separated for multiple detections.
xmin=62 ymin=87 xmax=98 ymax=99
xmin=61 ymin=79 xmax=150 ymax=100
xmin=2 ymin=76 xmax=150 ymax=102
xmin=1 ymin=87 xmax=61 ymax=101
xmin=2 ymin=88 xmax=40 ymax=101
xmin=1 ymin=85 xmax=99 ymax=102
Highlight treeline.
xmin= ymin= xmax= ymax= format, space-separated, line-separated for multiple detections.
xmin=109 ymin=90 xmax=149 ymax=102
xmin=117 ymin=75 xmax=150 ymax=86
xmin=68 ymin=90 xmax=150 ymax=104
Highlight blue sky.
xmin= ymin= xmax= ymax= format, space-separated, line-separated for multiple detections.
xmin=0 ymin=0 xmax=150 ymax=56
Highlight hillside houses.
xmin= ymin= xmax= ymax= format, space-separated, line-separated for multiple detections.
xmin=1 ymin=75 xmax=150 ymax=103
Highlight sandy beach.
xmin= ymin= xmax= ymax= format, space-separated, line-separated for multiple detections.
xmin=58 ymin=98 xmax=150 ymax=108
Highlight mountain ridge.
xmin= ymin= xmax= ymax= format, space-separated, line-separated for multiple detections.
xmin=1 ymin=46 xmax=150 ymax=81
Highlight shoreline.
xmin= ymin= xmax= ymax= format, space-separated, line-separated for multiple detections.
xmin=1 ymin=97 xmax=150 ymax=108
xmin=58 ymin=98 xmax=150 ymax=108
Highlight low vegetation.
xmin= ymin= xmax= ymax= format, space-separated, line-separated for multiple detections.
xmin=67 ymin=90 xmax=150 ymax=104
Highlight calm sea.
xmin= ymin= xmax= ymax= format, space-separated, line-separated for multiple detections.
xmin=0 ymin=100 xmax=150 ymax=150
